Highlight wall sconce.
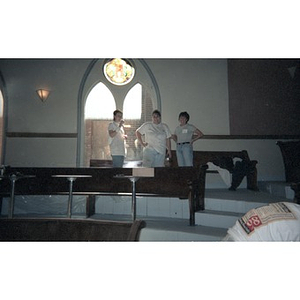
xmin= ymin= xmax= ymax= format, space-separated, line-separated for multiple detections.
xmin=36 ymin=89 xmax=50 ymax=102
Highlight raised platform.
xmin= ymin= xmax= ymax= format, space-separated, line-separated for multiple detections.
xmin=91 ymin=187 xmax=293 ymax=241
xmin=1 ymin=183 xmax=294 ymax=241
xmin=258 ymin=180 xmax=294 ymax=200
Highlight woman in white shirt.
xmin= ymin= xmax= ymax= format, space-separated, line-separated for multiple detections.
xmin=136 ymin=110 xmax=172 ymax=167
xmin=108 ymin=110 xmax=127 ymax=167
xmin=173 ymin=111 xmax=203 ymax=166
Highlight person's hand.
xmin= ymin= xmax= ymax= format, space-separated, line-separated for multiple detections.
xmin=119 ymin=119 xmax=125 ymax=127
xmin=167 ymin=149 xmax=172 ymax=158
xmin=142 ymin=142 xmax=148 ymax=147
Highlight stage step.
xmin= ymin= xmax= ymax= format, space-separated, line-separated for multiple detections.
xmin=195 ymin=188 xmax=293 ymax=230
xmin=139 ymin=224 xmax=227 ymax=241
xmin=195 ymin=209 xmax=244 ymax=229
xmin=205 ymin=197 xmax=273 ymax=214
xmin=258 ymin=181 xmax=294 ymax=200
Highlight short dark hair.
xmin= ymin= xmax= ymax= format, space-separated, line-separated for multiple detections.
xmin=113 ymin=109 xmax=123 ymax=116
xmin=152 ymin=109 xmax=161 ymax=117
xmin=178 ymin=111 xmax=190 ymax=122
xmin=113 ymin=109 xmax=123 ymax=121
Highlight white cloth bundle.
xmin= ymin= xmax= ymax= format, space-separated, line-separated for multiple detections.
xmin=207 ymin=162 xmax=231 ymax=187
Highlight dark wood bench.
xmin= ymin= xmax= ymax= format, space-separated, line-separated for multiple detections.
xmin=169 ymin=150 xmax=258 ymax=191
xmin=90 ymin=149 xmax=258 ymax=191
xmin=0 ymin=166 xmax=207 ymax=226
xmin=277 ymin=141 xmax=300 ymax=204
xmin=0 ymin=218 xmax=145 ymax=241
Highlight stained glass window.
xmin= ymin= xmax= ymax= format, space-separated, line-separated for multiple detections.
xmin=104 ymin=58 xmax=135 ymax=85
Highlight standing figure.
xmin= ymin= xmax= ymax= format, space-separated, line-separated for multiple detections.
xmin=136 ymin=110 xmax=172 ymax=167
xmin=108 ymin=109 xmax=127 ymax=167
xmin=173 ymin=111 xmax=203 ymax=166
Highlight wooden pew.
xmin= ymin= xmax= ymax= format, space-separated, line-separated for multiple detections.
xmin=291 ymin=183 xmax=300 ymax=205
xmin=169 ymin=150 xmax=259 ymax=191
xmin=90 ymin=149 xmax=258 ymax=191
xmin=0 ymin=166 xmax=207 ymax=226
xmin=0 ymin=218 xmax=146 ymax=241
xmin=277 ymin=141 xmax=300 ymax=183
xmin=277 ymin=141 xmax=300 ymax=204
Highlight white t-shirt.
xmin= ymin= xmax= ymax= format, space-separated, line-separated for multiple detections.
xmin=224 ymin=202 xmax=300 ymax=241
xmin=174 ymin=123 xmax=197 ymax=143
xmin=137 ymin=122 xmax=172 ymax=154
xmin=108 ymin=122 xmax=126 ymax=156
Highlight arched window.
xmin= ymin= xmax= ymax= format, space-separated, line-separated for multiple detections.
xmin=83 ymin=82 xmax=153 ymax=166
xmin=85 ymin=82 xmax=115 ymax=119
xmin=84 ymin=83 xmax=116 ymax=166
xmin=80 ymin=59 xmax=160 ymax=167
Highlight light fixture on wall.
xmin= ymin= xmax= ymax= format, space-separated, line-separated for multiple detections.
xmin=36 ymin=89 xmax=50 ymax=102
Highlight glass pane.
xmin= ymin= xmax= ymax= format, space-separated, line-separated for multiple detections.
xmin=85 ymin=82 xmax=115 ymax=119
xmin=123 ymin=83 xmax=142 ymax=120
xmin=104 ymin=58 xmax=135 ymax=86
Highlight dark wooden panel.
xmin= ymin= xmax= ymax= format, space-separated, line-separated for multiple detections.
xmin=277 ymin=141 xmax=300 ymax=183
xmin=0 ymin=218 xmax=146 ymax=241
xmin=228 ymin=59 xmax=300 ymax=136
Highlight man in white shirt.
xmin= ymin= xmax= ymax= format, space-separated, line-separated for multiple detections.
xmin=136 ymin=110 xmax=172 ymax=167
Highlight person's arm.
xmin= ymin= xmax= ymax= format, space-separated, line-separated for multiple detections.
xmin=164 ymin=124 xmax=172 ymax=158
xmin=171 ymin=134 xmax=177 ymax=142
xmin=109 ymin=120 xmax=124 ymax=138
xmin=136 ymin=130 xmax=148 ymax=147
xmin=109 ymin=129 xmax=118 ymax=138
xmin=166 ymin=137 xmax=172 ymax=158
xmin=191 ymin=128 xmax=204 ymax=144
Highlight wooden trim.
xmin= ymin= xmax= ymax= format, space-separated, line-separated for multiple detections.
xmin=6 ymin=133 xmax=300 ymax=140
xmin=6 ymin=132 xmax=78 ymax=138
xmin=202 ymin=135 xmax=300 ymax=140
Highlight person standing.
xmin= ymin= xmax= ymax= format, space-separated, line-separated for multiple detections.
xmin=173 ymin=111 xmax=203 ymax=166
xmin=136 ymin=110 xmax=172 ymax=167
xmin=108 ymin=109 xmax=127 ymax=167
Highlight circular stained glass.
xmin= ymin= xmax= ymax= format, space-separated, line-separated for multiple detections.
xmin=103 ymin=58 xmax=135 ymax=86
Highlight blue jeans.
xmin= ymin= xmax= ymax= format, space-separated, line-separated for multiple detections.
xmin=142 ymin=147 xmax=165 ymax=167
xmin=112 ymin=155 xmax=124 ymax=167
xmin=176 ymin=143 xmax=193 ymax=166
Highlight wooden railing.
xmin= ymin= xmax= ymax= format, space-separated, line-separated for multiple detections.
xmin=0 ymin=166 xmax=207 ymax=226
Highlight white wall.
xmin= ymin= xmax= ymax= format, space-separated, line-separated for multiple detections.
xmin=146 ymin=59 xmax=230 ymax=134
xmin=1 ymin=59 xmax=90 ymax=167
xmin=3 ymin=59 xmax=90 ymax=133
xmin=5 ymin=138 xmax=77 ymax=167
